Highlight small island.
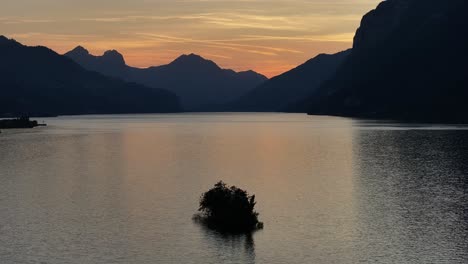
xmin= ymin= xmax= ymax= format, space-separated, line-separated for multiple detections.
xmin=0 ymin=117 xmax=46 ymax=129
xmin=195 ymin=181 xmax=263 ymax=233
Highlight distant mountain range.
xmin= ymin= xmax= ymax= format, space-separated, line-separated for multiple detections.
xmin=0 ymin=36 xmax=181 ymax=117
xmin=301 ymin=0 xmax=468 ymax=122
xmin=2 ymin=0 xmax=466 ymax=121
xmin=229 ymin=50 xmax=350 ymax=112
xmin=65 ymin=47 xmax=267 ymax=110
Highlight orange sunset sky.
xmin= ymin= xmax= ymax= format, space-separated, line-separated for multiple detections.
xmin=1 ymin=0 xmax=380 ymax=77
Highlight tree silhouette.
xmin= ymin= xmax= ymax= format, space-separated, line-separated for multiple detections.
xmin=198 ymin=181 xmax=263 ymax=232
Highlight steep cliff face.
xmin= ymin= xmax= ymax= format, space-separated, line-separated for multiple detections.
xmin=353 ymin=0 xmax=410 ymax=51
xmin=305 ymin=0 xmax=468 ymax=122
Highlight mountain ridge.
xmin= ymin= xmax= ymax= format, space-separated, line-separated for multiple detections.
xmin=0 ymin=36 xmax=181 ymax=116
xmin=65 ymin=48 xmax=268 ymax=110
xmin=229 ymin=49 xmax=350 ymax=112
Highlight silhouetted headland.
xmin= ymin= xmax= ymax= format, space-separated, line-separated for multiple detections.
xmin=296 ymin=0 xmax=468 ymax=123
xmin=0 ymin=117 xmax=45 ymax=129
xmin=194 ymin=181 xmax=263 ymax=233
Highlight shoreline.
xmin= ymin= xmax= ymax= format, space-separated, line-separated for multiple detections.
xmin=0 ymin=117 xmax=46 ymax=129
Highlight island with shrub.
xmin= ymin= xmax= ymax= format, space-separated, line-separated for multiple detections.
xmin=195 ymin=181 xmax=263 ymax=233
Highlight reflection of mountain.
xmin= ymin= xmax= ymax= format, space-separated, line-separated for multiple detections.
xmin=65 ymin=48 xmax=267 ymax=110
xmin=304 ymin=0 xmax=468 ymax=122
xmin=0 ymin=36 xmax=181 ymax=116
xmin=352 ymin=126 xmax=468 ymax=262
xmin=230 ymin=50 xmax=350 ymax=112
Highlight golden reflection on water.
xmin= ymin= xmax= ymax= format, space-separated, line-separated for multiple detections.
xmin=116 ymin=115 xmax=360 ymax=262
xmin=1 ymin=114 xmax=467 ymax=263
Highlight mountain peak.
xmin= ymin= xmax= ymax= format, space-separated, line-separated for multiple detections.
xmin=237 ymin=70 xmax=268 ymax=81
xmin=239 ymin=70 xmax=259 ymax=75
xmin=169 ymin=53 xmax=221 ymax=70
xmin=0 ymin=35 xmax=19 ymax=46
xmin=170 ymin=53 xmax=220 ymax=70
xmin=65 ymin=47 xmax=125 ymax=65
xmin=102 ymin=49 xmax=126 ymax=65
xmin=174 ymin=53 xmax=205 ymax=62
xmin=68 ymin=45 xmax=90 ymax=56
xmin=187 ymin=53 xmax=203 ymax=58
xmin=103 ymin=49 xmax=122 ymax=57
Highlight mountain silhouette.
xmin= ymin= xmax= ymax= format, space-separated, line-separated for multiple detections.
xmin=0 ymin=36 xmax=181 ymax=117
xmin=65 ymin=46 xmax=127 ymax=77
xmin=301 ymin=0 xmax=468 ymax=122
xmin=229 ymin=50 xmax=350 ymax=112
xmin=65 ymin=49 xmax=268 ymax=110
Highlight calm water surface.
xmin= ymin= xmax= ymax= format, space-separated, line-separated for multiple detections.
xmin=0 ymin=113 xmax=467 ymax=264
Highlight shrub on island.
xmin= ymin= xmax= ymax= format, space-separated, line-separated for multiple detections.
xmin=196 ymin=181 xmax=263 ymax=233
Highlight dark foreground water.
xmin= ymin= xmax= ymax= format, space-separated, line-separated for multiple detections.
xmin=0 ymin=113 xmax=467 ymax=264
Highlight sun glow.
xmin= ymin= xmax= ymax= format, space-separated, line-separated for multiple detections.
xmin=1 ymin=0 xmax=380 ymax=77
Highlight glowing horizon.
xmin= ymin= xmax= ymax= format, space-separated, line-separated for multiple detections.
xmin=0 ymin=0 xmax=380 ymax=77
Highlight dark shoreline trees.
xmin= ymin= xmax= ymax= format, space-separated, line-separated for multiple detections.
xmin=0 ymin=117 xmax=42 ymax=129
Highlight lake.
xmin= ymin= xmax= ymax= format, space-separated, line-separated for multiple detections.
xmin=1 ymin=113 xmax=467 ymax=264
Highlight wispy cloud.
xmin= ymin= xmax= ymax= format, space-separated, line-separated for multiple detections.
xmin=0 ymin=17 xmax=55 ymax=24
xmin=135 ymin=33 xmax=303 ymax=56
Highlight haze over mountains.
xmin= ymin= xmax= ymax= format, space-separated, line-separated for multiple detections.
xmin=65 ymin=47 xmax=267 ymax=110
xmin=0 ymin=36 xmax=180 ymax=117
xmin=302 ymin=0 xmax=468 ymax=122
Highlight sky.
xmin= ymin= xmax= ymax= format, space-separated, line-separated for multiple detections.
xmin=0 ymin=0 xmax=381 ymax=77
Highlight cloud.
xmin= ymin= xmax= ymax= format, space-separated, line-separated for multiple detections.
xmin=0 ymin=17 xmax=55 ymax=24
xmin=135 ymin=33 xmax=303 ymax=55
